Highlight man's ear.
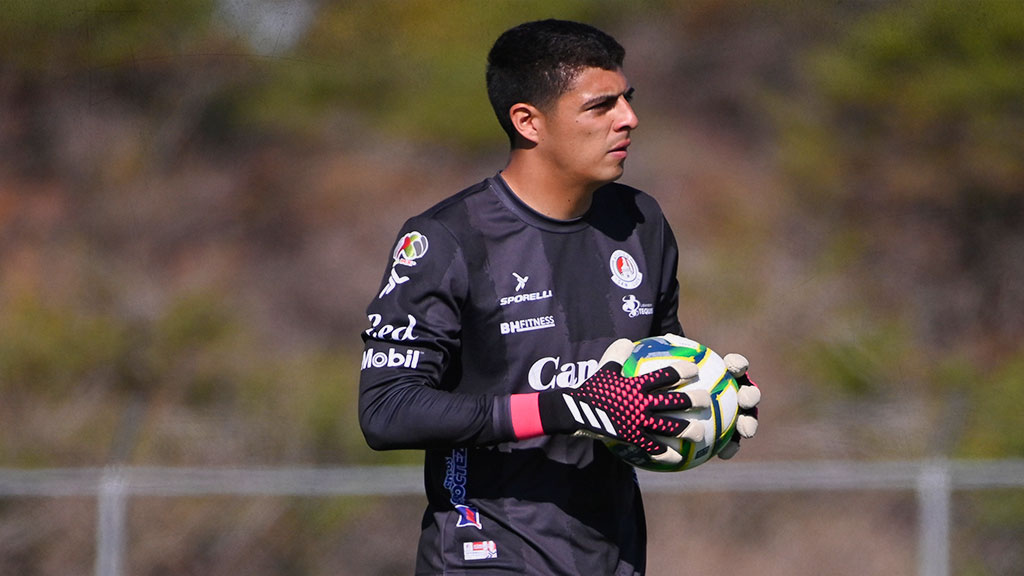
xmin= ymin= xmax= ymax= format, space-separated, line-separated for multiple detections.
xmin=509 ymin=102 xmax=543 ymax=146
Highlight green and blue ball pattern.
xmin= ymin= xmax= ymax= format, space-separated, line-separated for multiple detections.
xmin=605 ymin=335 xmax=739 ymax=472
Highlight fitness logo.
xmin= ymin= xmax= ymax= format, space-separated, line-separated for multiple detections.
xmin=500 ymin=315 xmax=555 ymax=335
xmin=609 ymin=249 xmax=643 ymax=289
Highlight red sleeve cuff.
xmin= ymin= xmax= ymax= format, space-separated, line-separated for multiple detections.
xmin=509 ymin=393 xmax=545 ymax=439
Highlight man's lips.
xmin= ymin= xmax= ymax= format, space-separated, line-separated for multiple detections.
xmin=609 ymin=139 xmax=631 ymax=157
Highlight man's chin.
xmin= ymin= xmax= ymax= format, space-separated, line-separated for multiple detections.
xmin=605 ymin=164 xmax=627 ymax=183
xmin=586 ymin=164 xmax=627 ymax=190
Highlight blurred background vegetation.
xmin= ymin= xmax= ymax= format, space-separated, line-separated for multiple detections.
xmin=1 ymin=0 xmax=1022 ymax=574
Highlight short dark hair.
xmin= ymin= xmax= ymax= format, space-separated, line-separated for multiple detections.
xmin=486 ymin=19 xmax=626 ymax=145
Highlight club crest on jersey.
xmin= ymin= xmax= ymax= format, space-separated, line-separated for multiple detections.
xmin=393 ymin=231 xmax=428 ymax=266
xmin=609 ymin=249 xmax=643 ymax=289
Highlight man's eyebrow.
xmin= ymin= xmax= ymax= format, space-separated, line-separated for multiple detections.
xmin=582 ymin=87 xmax=635 ymax=109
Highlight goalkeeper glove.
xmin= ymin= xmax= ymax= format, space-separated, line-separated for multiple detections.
xmin=510 ymin=339 xmax=711 ymax=466
xmin=716 ymin=353 xmax=761 ymax=460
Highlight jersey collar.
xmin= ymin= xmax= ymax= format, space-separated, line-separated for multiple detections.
xmin=490 ymin=173 xmax=592 ymax=234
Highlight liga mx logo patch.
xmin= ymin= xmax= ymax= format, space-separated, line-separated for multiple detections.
xmin=393 ymin=231 xmax=428 ymax=266
xmin=379 ymin=231 xmax=428 ymax=298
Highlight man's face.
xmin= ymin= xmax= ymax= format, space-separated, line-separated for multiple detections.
xmin=538 ymin=66 xmax=639 ymax=189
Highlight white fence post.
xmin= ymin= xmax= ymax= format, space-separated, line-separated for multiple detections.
xmin=95 ymin=467 xmax=127 ymax=576
xmin=917 ymin=459 xmax=951 ymax=576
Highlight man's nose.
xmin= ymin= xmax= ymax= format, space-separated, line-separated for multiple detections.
xmin=617 ymin=98 xmax=638 ymax=130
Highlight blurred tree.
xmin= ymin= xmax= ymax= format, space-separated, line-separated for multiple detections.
xmin=0 ymin=0 xmax=232 ymax=174
xmin=0 ymin=1 xmax=218 ymax=72
xmin=777 ymin=0 xmax=1024 ymax=353
xmin=773 ymin=4 xmax=1024 ymax=570
xmin=0 ymin=1 xmax=680 ymax=164
xmin=243 ymin=1 xmax=651 ymax=148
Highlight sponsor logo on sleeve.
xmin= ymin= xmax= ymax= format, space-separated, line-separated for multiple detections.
xmin=378 ymin=267 xmax=410 ymax=298
xmin=365 ymin=314 xmax=419 ymax=341
xmin=360 ymin=346 xmax=422 ymax=370
xmin=610 ymin=249 xmax=643 ymax=289
xmin=463 ymin=540 xmax=498 ymax=561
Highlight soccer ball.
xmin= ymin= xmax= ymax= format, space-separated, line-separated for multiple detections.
xmin=603 ymin=335 xmax=739 ymax=472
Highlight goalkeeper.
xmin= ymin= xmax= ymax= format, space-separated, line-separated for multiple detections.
xmin=358 ymin=19 xmax=761 ymax=575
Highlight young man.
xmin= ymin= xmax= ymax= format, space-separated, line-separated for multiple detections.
xmin=359 ymin=19 xmax=760 ymax=575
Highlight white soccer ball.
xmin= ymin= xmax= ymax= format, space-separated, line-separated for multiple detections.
xmin=603 ymin=334 xmax=739 ymax=472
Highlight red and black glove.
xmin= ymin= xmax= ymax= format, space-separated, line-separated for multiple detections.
xmin=510 ymin=339 xmax=710 ymax=466
xmin=717 ymin=353 xmax=761 ymax=460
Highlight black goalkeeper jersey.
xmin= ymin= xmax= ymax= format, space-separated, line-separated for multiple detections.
xmin=359 ymin=173 xmax=683 ymax=575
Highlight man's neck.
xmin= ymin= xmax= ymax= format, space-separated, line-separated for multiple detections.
xmin=501 ymin=154 xmax=598 ymax=220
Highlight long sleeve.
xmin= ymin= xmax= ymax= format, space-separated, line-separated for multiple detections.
xmin=358 ymin=216 xmax=515 ymax=450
